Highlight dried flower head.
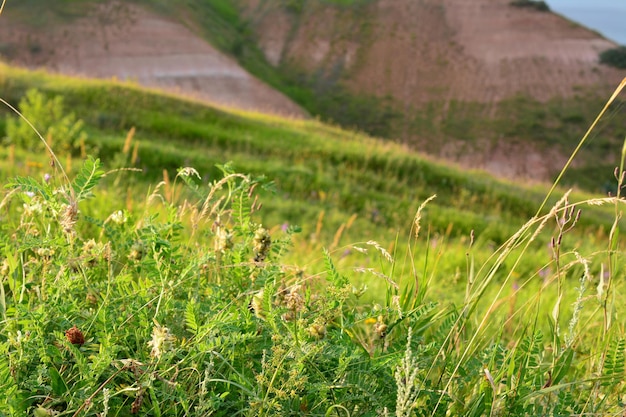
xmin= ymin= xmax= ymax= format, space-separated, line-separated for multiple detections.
xmin=253 ymin=227 xmax=271 ymax=262
xmin=284 ymin=285 xmax=304 ymax=312
xmin=65 ymin=325 xmax=85 ymax=345
xmin=60 ymin=202 xmax=79 ymax=235
xmin=147 ymin=321 xmax=175 ymax=358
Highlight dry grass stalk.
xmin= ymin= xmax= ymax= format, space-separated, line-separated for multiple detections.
xmin=413 ymin=194 xmax=437 ymax=238
xmin=123 ymin=127 xmax=136 ymax=154
xmin=366 ymin=240 xmax=393 ymax=263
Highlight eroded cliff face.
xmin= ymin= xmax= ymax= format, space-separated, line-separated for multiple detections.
xmin=0 ymin=2 xmax=305 ymax=117
xmin=240 ymin=0 xmax=622 ymax=104
xmin=236 ymin=0 xmax=625 ymax=179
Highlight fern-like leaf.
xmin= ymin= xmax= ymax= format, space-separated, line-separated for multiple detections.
xmin=185 ymin=301 xmax=199 ymax=334
xmin=323 ymin=248 xmax=348 ymax=287
xmin=602 ymin=338 xmax=625 ymax=387
xmin=71 ymin=156 xmax=104 ymax=202
xmin=5 ymin=175 xmax=53 ymax=201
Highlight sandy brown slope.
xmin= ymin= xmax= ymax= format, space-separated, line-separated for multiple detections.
xmin=243 ymin=0 xmax=623 ymax=105
xmin=0 ymin=2 xmax=305 ymax=117
xmin=239 ymin=0 xmax=626 ymax=179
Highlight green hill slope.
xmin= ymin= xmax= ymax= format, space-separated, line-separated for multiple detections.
xmin=2 ymin=63 xmax=626 ymax=417
xmin=0 ymin=63 xmax=613 ymax=242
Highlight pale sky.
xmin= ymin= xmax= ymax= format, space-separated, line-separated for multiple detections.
xmin=547 ymin=0 xmax=626 ymax=44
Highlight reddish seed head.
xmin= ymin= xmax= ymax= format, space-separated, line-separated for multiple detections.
xmin=65 ymin=326 xmax=85 ymax=345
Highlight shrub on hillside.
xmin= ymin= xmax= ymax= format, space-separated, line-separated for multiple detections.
xmin=599 ymin=46 xmax=626 ymax=69
xmin=4 ymin=88 xmax=90 ymax=155
xmin=509 ymin=0 xmax=550 ymax=12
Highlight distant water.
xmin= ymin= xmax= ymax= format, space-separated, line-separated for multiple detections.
xmin=547 ymin=0 xmax=626 ymax=45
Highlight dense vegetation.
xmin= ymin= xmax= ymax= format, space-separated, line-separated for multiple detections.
xmin=509 ymin=0 xmax=550 ymax=12
xmin=600 ymin=46 xmax=626 ymax=69
xmin=1 ymin=63 xmax=626 ymax=415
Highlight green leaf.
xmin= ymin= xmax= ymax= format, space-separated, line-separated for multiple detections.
xmin=323 ymin=248 xmax=348 ymax=287
xmin=5 ymin=176 xmax=52 ymax=201
xmin=552 ymin=348 xmax=574 ymax=385
xmin=49 ymin=366 xmax=68 ymax=396
xmin=185 ymin=301 xmax=198 ymax=334
xmin=72 ymin=156 xmax=104 ymax=201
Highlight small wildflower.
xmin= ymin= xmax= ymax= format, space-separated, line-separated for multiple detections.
xmin=44 ymin=173 xmax=52 ymax=183
xmin=81 ymin=239 xmax=104 ymax=266
xmin=352 ymin=284 xmax=368 ymax=298
xmin=0 ymin=259 xmax=10 ymax=277
xmin=128 ymin=242 xmax=145 ymax=261
xmin=373 ymin=315 xmax=388 ymax=339
xmin=110 ymin=210 xmax=127 ymax=225
xmin=65 ymin=325 xmax=85 ymax=345
xmin=147 ymin=321 xmax=175 ymax=358
xmin=35 ymin=248 xmax=55 ymax=263
xmin=253 ymin=226 xmax=271 ymax=262
xmin=308 ymin=322 xmax=327 ymax=339
xmin=23 ymin=200 xmax=44 ymax=216
xmin=214 ymin=227 xmax=234 ymax=253
xmin=249 ymin=289 xmax=265 ymax=319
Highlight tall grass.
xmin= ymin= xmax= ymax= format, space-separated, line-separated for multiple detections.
xmin=1 ymin=56 xmax=626 ymax=415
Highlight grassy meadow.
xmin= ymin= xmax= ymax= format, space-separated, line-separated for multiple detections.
xmin=1 ymin=63 xmax=626 ymax=415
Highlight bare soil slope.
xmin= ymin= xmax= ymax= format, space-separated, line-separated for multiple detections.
xmin=240 ymin=0 xmax=625 ymax=179
xmin=0 ymin=2 xmax=305 ymax=117
xmin=244 ymin=0 xmax=623 ymax=105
